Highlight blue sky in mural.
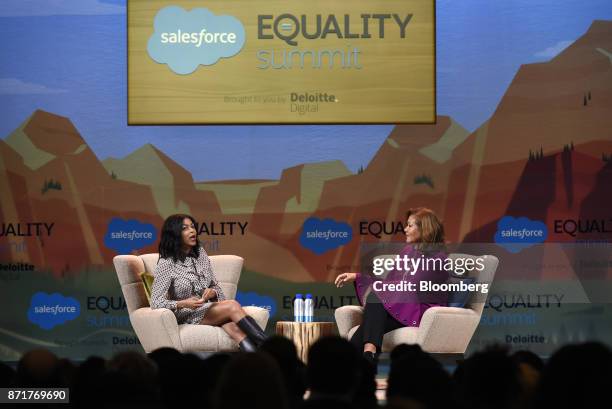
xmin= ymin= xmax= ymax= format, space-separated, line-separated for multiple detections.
xmin=1 ymin=0 xmax=611 ymax=180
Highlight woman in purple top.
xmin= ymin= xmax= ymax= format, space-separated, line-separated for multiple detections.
xmin=335 ymin=207 xmax=448 ymax=367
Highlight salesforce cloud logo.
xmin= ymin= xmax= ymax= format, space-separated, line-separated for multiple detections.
xmin=300 ymin=217 xmax=353 ymax=255
xmin=147 ymin=6 xmax=246 ymax=74
xmin=28 ymin=292 xmax=80 ymax=330
xmin=236 ymin=291 xmax=277 ymax=317
xmin=104 ymin=218 xmax=157 ymax=254
xmin=494 ymin=216 xmax=548 ymax=253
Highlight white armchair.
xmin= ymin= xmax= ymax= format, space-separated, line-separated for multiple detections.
xmin=113 ymin=253 xmax=269 ymax=353
xmin=334 ymin=253 xmax=498 ymax=354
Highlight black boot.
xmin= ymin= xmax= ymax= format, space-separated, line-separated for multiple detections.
xmin=245 ymin=315 xmax=267 ymax=345
xmin=239 ymin=337 xmax=257 ymax=352
xmin=237 ymin=316 xmax=267 ymax=347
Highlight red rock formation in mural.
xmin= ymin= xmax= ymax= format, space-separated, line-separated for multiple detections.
xmin=1 ymin=21 xmax=611 ymax=280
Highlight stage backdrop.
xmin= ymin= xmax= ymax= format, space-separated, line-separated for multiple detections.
xmin=0 ymin=0 xmax=611 ymax=360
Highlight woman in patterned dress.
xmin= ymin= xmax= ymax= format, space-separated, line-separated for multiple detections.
xmin=151 ymin=214 xmax=266 ymax=352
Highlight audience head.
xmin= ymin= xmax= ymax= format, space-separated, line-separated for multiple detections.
xmin=353 ymin=354 xmax=378 ymax=409
xmin=148 ymin=347 xmax=182 ymax=366
xmin=200 ymin=353 xmax=232 ymax=408
xmin=260 ymin=335 xmax=299 ymax=374
xmin=453 ymin=345 xmax=522 ymax=409
xmin=387 ymin=344 xmax=451 ymax=409
xmin=307 ymin=336 xmax=360 ymax=397
xmin=15 ymin=349 xmax=59 ymax=387
xmin=150 ymin=348 xmax=201 ymax=407
xmin=512 ymin=350 xmax=544 ymax=393
xmin=260 ymin=335 xmax=306 ymax=404
xmin=512 ymin=350 xmax=544 ymax=372
xmin=390 ymin=343 xmax=426 ymax=364
xmin=12 ymin=339 xmax=612 ymax=409
xmin=536 ymin=342 xmax=612 ymax=409
xmin=103 ymin=351 xmax=159 ymax=404
xmin=55 ymin=358 xmax=76 ymax=387
xmin=214 ymin=352 xmax=288 ymax=409
xmin=201 ymin=352 xmax=232 ymax=384
xmin=72 ymin=356 xmax=107 ymax=408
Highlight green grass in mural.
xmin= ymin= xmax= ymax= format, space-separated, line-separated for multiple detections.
xmin=413 ymin=174 xmax=434 ymax=189
xmin=41 ymin=178 xmax=62 ymax=194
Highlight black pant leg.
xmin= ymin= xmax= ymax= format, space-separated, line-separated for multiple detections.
xmin=350 ymin=292 xmax=375 ymax=350
xmin=349 ymin=320 xmax=364 ymax=351
xmin=360 ymin=302 xmax=392 ymax=350
xmin=350 ymin=293 xmax=403 ymax=351
xmin=383 ymin=309 xmax=405 ymax=333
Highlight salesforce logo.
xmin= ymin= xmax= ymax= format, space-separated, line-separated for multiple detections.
xmin=300 ymin=217 xmax=353 ymax=255
xmin=104 ymin=218 xmax=157 ymax=254
xmin=236 ymin=291 xmax=277 ymax=317
xmin=27 ymin=292 xmax=80 ymax=330
xmin=494 ymin=216 xmax=548 ymax=253
xmin=147 ymin=6 xmax=246 ymax=75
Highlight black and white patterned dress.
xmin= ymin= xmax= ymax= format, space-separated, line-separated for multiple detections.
xmin=151 ymin=247 xmax=226 ymax=324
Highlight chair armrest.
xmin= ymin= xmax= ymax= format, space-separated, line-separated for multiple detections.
xmin=334 ymin=305 xmax=364 ymax=338
xmin=242 ymin=306 xmax=270 ymax=331
xmin=417 ymin=307 xmax=480 ymax=353
xmin=130 ymin=307 xmax=183 ymax=353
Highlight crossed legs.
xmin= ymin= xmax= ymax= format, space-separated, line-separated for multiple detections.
xmin=199 ymin=299 xmax=249 ymax=343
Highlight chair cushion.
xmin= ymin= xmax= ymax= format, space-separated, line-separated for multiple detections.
xmin=179 ymin=323 xmax=237 ymax=352
xmin=139 ymin=271 xmax=154 ymax=304
xmin=446 ymin=276 xmax=476 ymax=308
xmin=347 ymin=325 xmax=420 ymax=353
xmin=382 ymin=326 xmax=420 ymax=352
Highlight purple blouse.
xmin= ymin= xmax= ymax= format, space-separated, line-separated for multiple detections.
xmin=354 ymin=245 xmax=448 ymax=327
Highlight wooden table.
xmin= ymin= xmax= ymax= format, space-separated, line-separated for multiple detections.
xmin=275 ymin=321 xmax=335 ymax=363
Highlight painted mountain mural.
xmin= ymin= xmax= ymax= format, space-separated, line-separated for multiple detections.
xmin=1 ymin=21 xmax=611 ymax=283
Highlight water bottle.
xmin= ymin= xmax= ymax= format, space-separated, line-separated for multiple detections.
xmin=294 ymin=294 xmax=304 ymax=322
xmin=304 ymin=294 xmax=314 ymax=322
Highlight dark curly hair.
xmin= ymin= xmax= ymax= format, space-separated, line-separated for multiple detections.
xmin=158 ymin=214 xmax=200 ymax=262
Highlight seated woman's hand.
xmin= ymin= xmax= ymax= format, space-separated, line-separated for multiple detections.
xmin=179 ymin=296 xmax=205 ymax=309
xmin=334 ymin=272 xmax=357 ymax=288
xmin=201 ymin=288 xmax=217 ymax=302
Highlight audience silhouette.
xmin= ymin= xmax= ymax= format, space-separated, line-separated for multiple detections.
xmin=3 ymin=337 xmax=611 ymax=409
